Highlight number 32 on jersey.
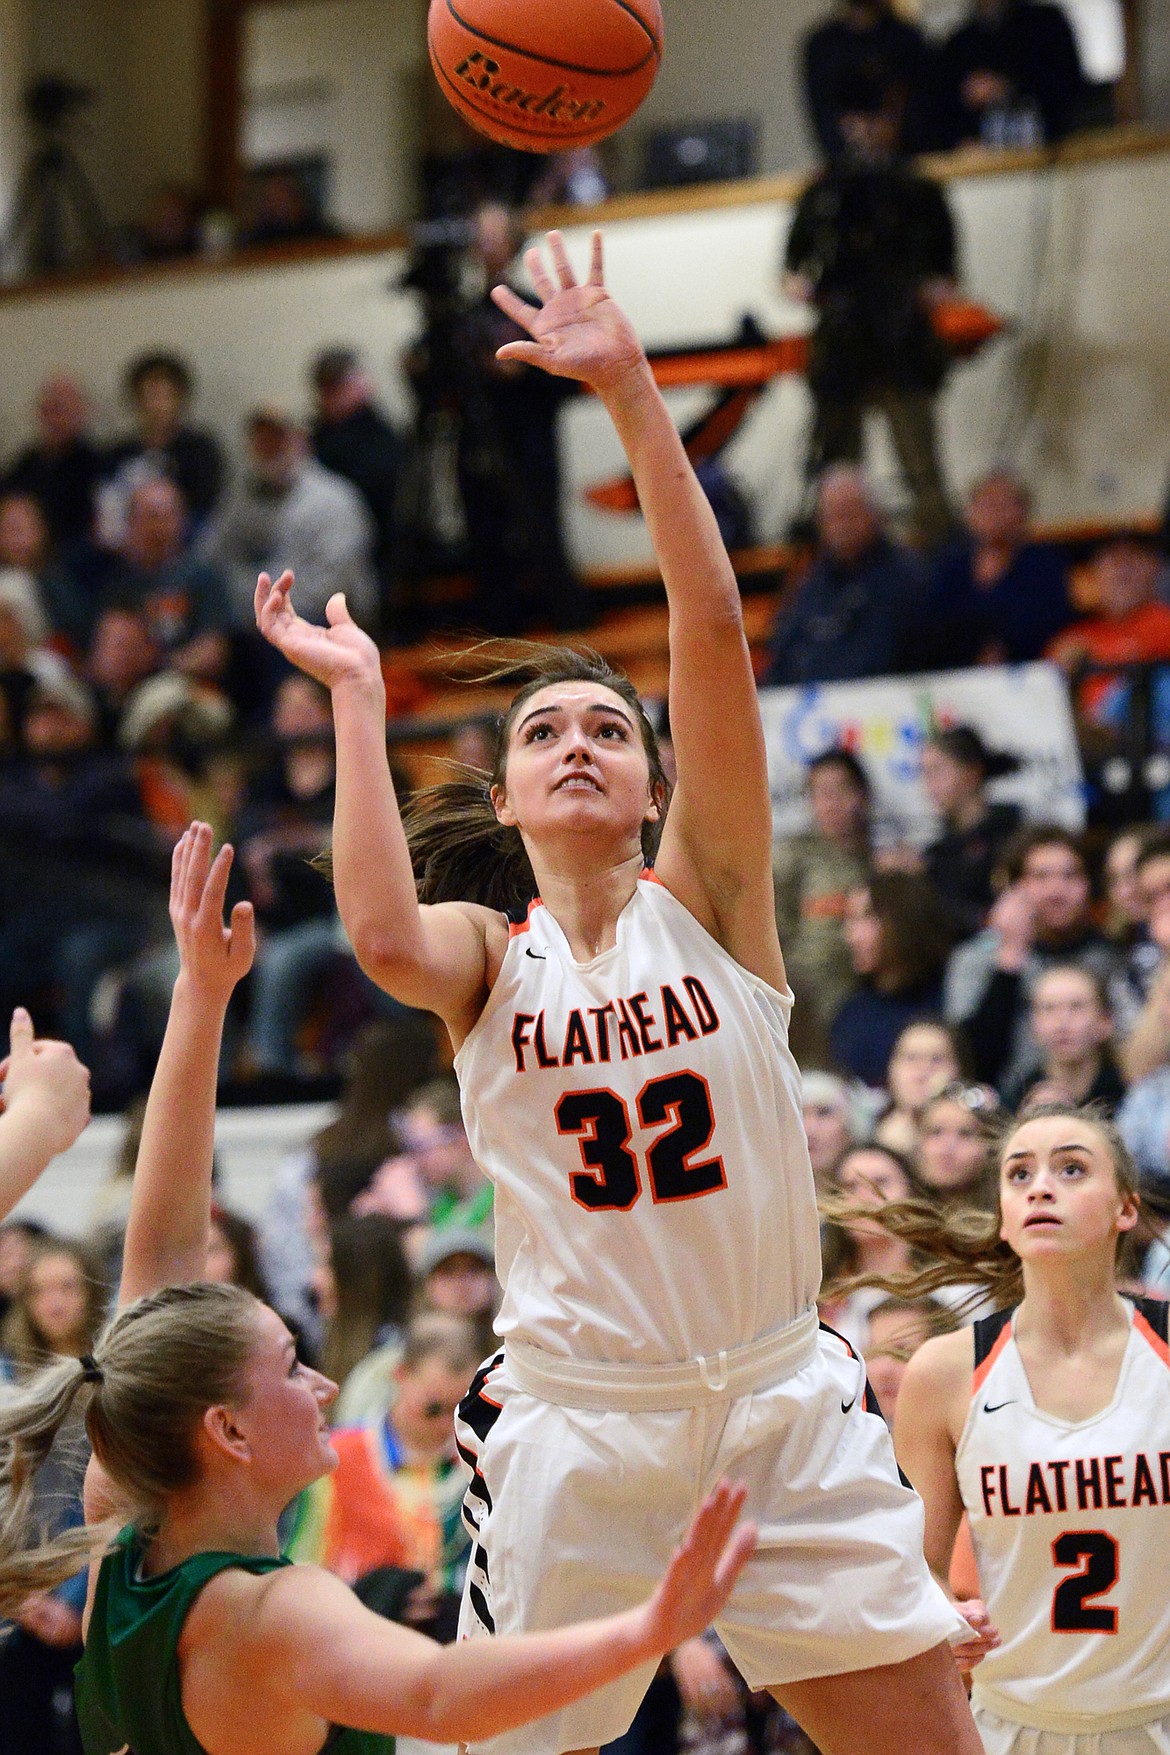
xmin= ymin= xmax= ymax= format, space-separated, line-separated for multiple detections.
xmin=555 ymin=1072 xmax=726 ymax=1211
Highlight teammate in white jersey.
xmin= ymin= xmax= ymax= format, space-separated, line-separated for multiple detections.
xmin=255 ymin=230 xmax=977 ymax=1755
xmin=894 ymin=1104 xmax=1170 ymax=1754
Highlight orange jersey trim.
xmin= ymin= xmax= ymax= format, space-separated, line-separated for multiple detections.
xmin=972 ymin=1322 xmax=1012 ymax=1397
xmin=1134 ymin=1309 xmax=1170 ymax=1370
xmin=509 ymin=899 xmax=542 ymax=938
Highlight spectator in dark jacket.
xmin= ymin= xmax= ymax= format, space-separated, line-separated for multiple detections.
xmin=4 ymin=373 xmax=103 ymax=556
xmin=802 ymin=0 xmax=935 ymax=161
xmin=935 ymin=0 xmax=1087 ymax=147
xmin=766 ymin=465 xmax=926 ymax=685
xmin=830 ymin=871 xmax=959 ymax=1085
xmin=99 ymin=351 xmax=225 ymax=545
xmin=919 ymin=724 xmax=1021 ymax=935
xmin=943 ymin=824 xmax=1120 ymax=1093
xmin=784 ymin=75 xmax=959 ymax=545
xmin=921 ymin=468 xmax=1072 ymax=667
xmin=310 ymin=347 xmax=404 ymax=631
xmin=100 ymin=477 xmax=234 ymax=687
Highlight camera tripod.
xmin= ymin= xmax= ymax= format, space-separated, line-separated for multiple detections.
xmin=4 ymin=135 xmax=110 ymax=276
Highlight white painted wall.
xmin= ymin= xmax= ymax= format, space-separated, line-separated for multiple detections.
xmin=244 ymin=0 xmax=427 ymax=232
xmin=9 ymin=1105 xmax=332 ymax=1237
xmin=0 ymin=146 xmax=1168 ymax=559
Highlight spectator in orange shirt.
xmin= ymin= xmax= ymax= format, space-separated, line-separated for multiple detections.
xmin=1046 ymin=536 xmax=1170 ymax=716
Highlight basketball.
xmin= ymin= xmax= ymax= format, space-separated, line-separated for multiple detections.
xmin=427 ymin=0 xmax=663 ymax=153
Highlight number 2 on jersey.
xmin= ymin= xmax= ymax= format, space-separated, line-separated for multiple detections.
xmin=555 ymin=1072 xmax=727 ymax=1211
xmin=1051 ymin=1531 xmax=1119 ymax=1634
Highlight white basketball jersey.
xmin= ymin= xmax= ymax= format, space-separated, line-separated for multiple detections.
xmin=957 ymin=1299 xmax=1170 ymax=1735
xmin=453 ymin=871 xmax=821 ymax=1365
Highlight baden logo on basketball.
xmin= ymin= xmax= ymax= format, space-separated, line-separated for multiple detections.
xmin=453 ymin=52 xmax=608 ymax=125
xmin=428 ymin=0 xmax=663 ymax=151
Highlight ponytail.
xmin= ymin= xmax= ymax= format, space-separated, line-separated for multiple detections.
xmin=403 ymin=771 xmax=537 ymax=911
xmin=0 ymin=1281 xmax=261 ymax=1620
xmin=0 ymin=1357 xmax=106 ymax=1620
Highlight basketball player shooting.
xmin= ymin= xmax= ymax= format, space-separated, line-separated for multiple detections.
xmin=255 ymin=230 xmax=984 ymax=1755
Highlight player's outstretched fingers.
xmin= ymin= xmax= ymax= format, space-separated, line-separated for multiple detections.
xmin=588 ymin=229 xmax=605 ymax=286
xmin=228 ymin=899 xmax=257 ymax=978
xmin=524 ymin=245 xmax=558 ymax=305
xmin=548 ymin=230 xmax=578 ymax=290
xmin=197 ymin=841 xmax=235 ymax=927
xmin=493 ymin=281 xmax=539 ymax=336
xmin=324 ymin=592 xmax=353 ymax=626
xmin=182 ymin=822 xmax=214 ymax=919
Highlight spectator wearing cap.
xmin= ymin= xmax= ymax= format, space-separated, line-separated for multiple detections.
xmin=943 ymin=824 xmax=1120 ymax=1093
xmin=918 ymin=725 xmax=1022 ymax=934
xmin=765 ymin=467 xmax=927 ymax=686
xmin=3 ymin=373 xmax=103 ymax=557
xmin=99 ymin=477 xmax=234 ymax=688
xmin=206 ymin=407 xmax=377 ymax=628
xmin=311 ymin=347 xmax=404 ymax=626
xmin=921 ymin=470 xmax=1072 ymax=668
xmin=0 ymin=668 xmax=153 ymax=1059
xmin=416 ymin=1227 xmax=498 ymax=1362
xmin=99 ymin=351 xmax=226 ymax=544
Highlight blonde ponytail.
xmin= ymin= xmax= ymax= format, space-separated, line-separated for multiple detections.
xmin=0 ymin=1281 xmax=261 ymax=1620
xmin=0 ymin=1357 xmax=106 ymax=1620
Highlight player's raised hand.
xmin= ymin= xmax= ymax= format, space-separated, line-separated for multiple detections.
xmin=0 ymin=1007 xmax=91 ymax=1160
xmin=639 ymin=1481 xmax=756 ymax=1654
xmin=170 ymin=823 xmax=255 ymax=1003
xmin=255 ymin=570 xmax=382 ymax=695
xmin=493 ymin=231 xmax=647 ymax=397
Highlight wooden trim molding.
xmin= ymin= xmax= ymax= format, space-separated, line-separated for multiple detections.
xmin=2 ymin=121 xmax=1169 ymax=308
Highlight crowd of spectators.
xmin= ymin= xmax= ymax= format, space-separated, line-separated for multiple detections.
xmin=802 ymin=0 xmax=1105 ymax=162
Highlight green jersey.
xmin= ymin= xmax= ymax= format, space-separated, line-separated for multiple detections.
xmin=76 ymin=1526 xmax=395 ymax=1755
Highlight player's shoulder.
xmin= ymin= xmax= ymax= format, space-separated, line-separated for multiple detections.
xmin=902 ymin=1325 xmax=976 ymax=1399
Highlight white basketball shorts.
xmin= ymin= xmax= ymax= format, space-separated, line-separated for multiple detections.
xmin=974 ymin=1706 xmax=1170 ymax=1755
xmin=454 ymin=1322 xmax=966 ymax=1755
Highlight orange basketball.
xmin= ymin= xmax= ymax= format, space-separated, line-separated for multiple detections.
xmin=427 ymin=0 xmax=663 ymax=152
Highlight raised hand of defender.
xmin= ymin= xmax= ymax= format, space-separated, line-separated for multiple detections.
xmin=641 ymin=1481 xmax=756 ymax=1653
xmin=493 ymin=231 xmax=646 ymax=397
xmin=171 ymin=823 xmax=255 ymax=1003
xmin=255 ymin=570 xmax=381 ymax=695
xmin=0 ymin=1007 xmax=91 ymax=1159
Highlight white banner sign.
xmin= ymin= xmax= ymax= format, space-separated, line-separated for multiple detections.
xmin=758 ymin=663 xmax=1085 ymax=847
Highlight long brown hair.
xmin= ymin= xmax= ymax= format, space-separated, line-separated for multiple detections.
xmin=824 ymin=1102 xmax=1142 ymax=1311
xmin=403 ymin=643 xmax=669 ymax=914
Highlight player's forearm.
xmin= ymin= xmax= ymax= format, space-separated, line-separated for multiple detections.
xmin=0 ymin=1101 xmax=64 ymax=1221
xmin=405 ymin=1603 xmax=656 ymax=1743
xmin=329 ymin=676 xmax=424 ymax=971
xmin=120 ymin=972 xmax=226 ymax=1305
xmin=600 ymin=363 xmax=742 ymax=628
